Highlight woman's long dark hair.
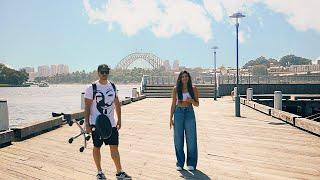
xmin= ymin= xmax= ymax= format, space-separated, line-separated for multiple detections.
xmin=176 ymin=70 xmax=195 ymax=101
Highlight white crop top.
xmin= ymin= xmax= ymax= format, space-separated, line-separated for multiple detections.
xmin=176 ymin=92 xmax=191 ymax=104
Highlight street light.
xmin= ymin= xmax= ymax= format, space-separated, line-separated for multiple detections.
xmin=211 ymin=46 xmax=218 ymax=101
xmin=230 ymin=12 xmax=245 ymax=117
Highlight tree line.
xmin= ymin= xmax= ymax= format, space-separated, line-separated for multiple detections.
xmin=35 ymin=67 xmax=172 ymax=84
xmin=0 ymin=63 xmax=29 ymax=85
xmin=243 ymin=55 xmax=313 ymax=75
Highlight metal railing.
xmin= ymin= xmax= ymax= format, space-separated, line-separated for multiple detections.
xmin=219 ymin=75 xmax=320 ymax=84
xmin=141 ymin=75 xmax=320 ymax=85
xmin=142 ymin=75 xmax=216 ymax=85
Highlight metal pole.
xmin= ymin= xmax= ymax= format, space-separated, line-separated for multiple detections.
xmin=248 ymin=70 xmax=251 ymax=87
xmin=214 ymin=50 xmax=217 ymax=101
xmin=235 ymin=20 xmax=241 ymax=117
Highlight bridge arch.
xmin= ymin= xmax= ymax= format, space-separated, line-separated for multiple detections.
xmin=115 ymin=53 xmax=163 ymax=70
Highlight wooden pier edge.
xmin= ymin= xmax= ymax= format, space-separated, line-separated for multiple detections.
xmin=0 ymin=95 xmax=147 ymax=146
xmin=240 ymin=97 xmax=320 ymax=136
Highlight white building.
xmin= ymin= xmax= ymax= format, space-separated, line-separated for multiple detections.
xmin=38 ymin=65 xmax=50 ymax=77
xmin=288 ymin=64 xmax=320 ymax=73
xmin=173 ymin=60 xmax=180 ymax=71
xmin=51 ymin=65 xmax=58 ymax=76
xmin=57 ymin=64 xmax=69 ymax=74
xmin=162 ymin=60 xmax=171 ymax=71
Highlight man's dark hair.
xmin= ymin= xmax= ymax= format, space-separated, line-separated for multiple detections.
xmin=97 ymin=64 xmax=110 ymax=72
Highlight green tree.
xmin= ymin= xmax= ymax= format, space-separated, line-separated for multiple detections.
xmin=243 ymin=56 xmax=279 ymax=68
xmin=0 ymin=64 xmax=28 ymax=85
xmin=279 ymin=55 xmax=312 ymax=66
xmin=252 ymin=65 xmax=268 ymax=76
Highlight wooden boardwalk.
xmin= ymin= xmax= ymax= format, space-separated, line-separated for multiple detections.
xmin=0 ymin=98 xmax=319 ymax=179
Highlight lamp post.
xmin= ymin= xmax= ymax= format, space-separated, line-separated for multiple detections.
xmin=211 ymin=46 xmax=218 ymax=101
xmin=230 ymin=12 xmax=245 ymax=117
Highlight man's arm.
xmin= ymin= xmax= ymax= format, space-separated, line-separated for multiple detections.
xmin=114 ymin=96 xmax=121 ymax=130
xmin=85 ymin=98 xmax=93 ymax=133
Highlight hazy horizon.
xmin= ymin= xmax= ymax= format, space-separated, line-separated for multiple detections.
xmin=1 ymin=0 xmax=319 ymax=72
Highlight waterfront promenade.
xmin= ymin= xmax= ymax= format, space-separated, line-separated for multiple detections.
xmin=0 ymin=97 xmax=319 ymax=179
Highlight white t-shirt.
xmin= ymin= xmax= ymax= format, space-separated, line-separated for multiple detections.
xmin=84 ymin=81 xmax=117 ymax=127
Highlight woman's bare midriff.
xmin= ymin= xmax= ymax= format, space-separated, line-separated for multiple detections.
xmin=176 ymin=101 xmax=192 ymax=107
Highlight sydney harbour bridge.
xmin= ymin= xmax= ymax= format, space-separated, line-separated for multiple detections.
xmin=115 ymin=52 xmax=163 ymax=70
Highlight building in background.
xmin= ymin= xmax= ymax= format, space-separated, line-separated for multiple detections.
xmin=57 ymin=64 xmax=69 ymax=74
xmin=37 ymin=65 xmax=50 ymax=77
xmin=162 ymin=60 xmax=171 ymax=71
xmin=21 ymin=67 xmax=36 ymax=81
xmin=173 ymin=60 xmax=180 ymax=71
xmin=288 ymin=64 xmax=320 ymax=73
xmin=51 ymin=65 xmax=58 ymax=76
xmin=21 ymin=67 xmax=34 ymax=73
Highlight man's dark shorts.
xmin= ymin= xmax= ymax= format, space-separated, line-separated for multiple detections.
xmin=91 ymin=126 xmax=119 ymax=147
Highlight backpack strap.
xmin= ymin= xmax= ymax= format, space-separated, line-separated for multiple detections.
xmin=92 ymin=82 xmax=116 ymax=100
xmin=92 ymin=83 xmax=97 ymax=99
xmin=110 ymin=82 xmax=117 ymax=97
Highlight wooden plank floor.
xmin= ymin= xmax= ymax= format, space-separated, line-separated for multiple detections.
xmin=1 ymin=97 xmax=319 ymax=180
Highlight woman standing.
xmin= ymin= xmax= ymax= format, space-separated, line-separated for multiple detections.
xmin=170 ymin=71 xmax=199 ymax=171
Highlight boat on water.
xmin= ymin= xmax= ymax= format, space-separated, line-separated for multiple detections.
xmin=23 ymin=81 xmax=38 ymax=87
xmin=38 ymin=81 xmax=49 ymax=87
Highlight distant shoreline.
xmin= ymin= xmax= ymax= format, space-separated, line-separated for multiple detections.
xmin=0 ymin=83 xmax=140 ymax=87
xmin=0 ymin=84 xmax=30 ymax=87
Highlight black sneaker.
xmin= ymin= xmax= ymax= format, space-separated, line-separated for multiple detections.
xmin=96 ymin=172 xmax=107 ymax=180
xmin=116 ymin=171 xmax=132 ymax=179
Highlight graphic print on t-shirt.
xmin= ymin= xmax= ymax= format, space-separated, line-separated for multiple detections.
xmin=95 ymin=88 xmax=114 ymax=116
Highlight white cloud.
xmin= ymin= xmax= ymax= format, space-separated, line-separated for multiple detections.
xmin=83 ymin=0 xmax=320 ymax=43
xmin=238 ymin=31 xmax=246 ymax=43
xmin=262 ymin=0 xmax=320 ymax=32
xmin=203 ymin=0 xmax=320 ymax=32
xmin=83 ymin=0 xmax=212 ymax=42
xmin=203 ymin=0 xmax=224 ymax=22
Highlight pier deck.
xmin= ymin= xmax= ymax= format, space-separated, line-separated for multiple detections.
xmin=0 ymin=98 xmax=319 ymax=179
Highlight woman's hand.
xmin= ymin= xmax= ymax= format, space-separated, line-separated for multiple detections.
xmin=170 ymin=119 xmax=174 ymax=129
xmin=186 ymin=98 xmax=195 ymax=104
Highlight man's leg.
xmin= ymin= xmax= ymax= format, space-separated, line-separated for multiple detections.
xmin=92 ymin=128 xmax=104 ymax=172
xmin=93 ymin=146 xmax=102 ymax=171
xmin=110 ymin=145 xmax=122 ymax=173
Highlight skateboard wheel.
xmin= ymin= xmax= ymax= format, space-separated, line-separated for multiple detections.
xmin=79 ymin=147 xmax=85 ymax=152
xmin=68 ymin=138 xmax=73 ymax=144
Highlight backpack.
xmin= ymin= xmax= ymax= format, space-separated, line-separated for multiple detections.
xmin=95 ymin=114 xmax=113 ymax=139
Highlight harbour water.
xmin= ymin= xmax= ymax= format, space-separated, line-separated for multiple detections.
xmin=0 ymin=84 xmax=140 ymax=126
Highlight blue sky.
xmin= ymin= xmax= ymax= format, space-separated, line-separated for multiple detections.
xmin=0 ymin=0 xmax=319 ymax=72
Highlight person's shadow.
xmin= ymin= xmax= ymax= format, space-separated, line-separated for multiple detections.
xmin=178 ymin=169 xmax=211 ymax=180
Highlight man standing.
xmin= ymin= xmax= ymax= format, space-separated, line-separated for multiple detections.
xmin=84 ymin=64 xmax=131 ymax=180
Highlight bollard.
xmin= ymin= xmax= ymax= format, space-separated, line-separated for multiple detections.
xmin=246 ymin=88 xmax=253 ymax=100
xmin=0 ymin=99 xmax=9 ymax=131
xmin=274 ymin=91 xmax=282 ymax=110
xmin=132 ymin=88 xmax=137 ymax=98
xmin=81 ymin=92 xmax=85 ymax=110
xmin=233 ymin=87 xmax=238 ymax=101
